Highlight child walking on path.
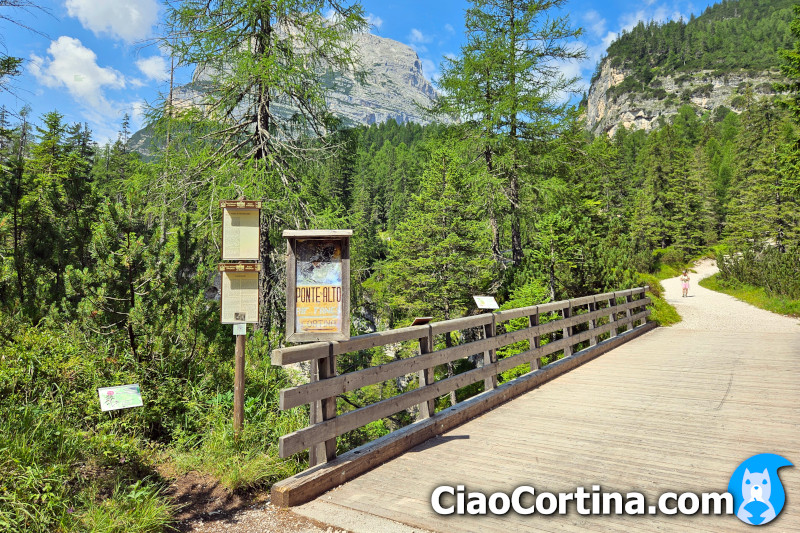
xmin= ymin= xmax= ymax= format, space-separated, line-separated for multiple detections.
xmin=680 ymin=270 xmax=690 ymax=297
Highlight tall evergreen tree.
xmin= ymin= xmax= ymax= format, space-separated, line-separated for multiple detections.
xmin=161 ymin=0 xmax=366 ymax=334
xmin=366 ymin=147 xmax=495 ymax=322
xmin=435 ymin=0 xmax=585 ymax=265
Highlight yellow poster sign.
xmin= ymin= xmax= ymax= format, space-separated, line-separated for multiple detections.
xmin=295 ymin=240 xmax=343 ymax=334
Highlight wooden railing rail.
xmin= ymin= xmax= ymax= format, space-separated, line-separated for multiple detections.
xmin=272 ymin=287 xmax=651 ymax=464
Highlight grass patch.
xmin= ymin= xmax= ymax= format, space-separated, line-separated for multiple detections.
xmin=653 ymin=263 xmax=682 ymax=280
xmin=169 ymin=404 xmax=306 ymax=491
xmin=638 ymin=274 xmax=682 ymax=326
xmin=699 ymin=274 xmax=800 ymax=318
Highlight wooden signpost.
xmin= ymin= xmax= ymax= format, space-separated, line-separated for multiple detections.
xmin=219 ymin=201 xmax=262 ymax=437
xmin=284 ymin=229 xmax=352 ymax=466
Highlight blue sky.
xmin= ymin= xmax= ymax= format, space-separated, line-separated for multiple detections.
xmin=1 ymin=0 xmax=720 ymax=143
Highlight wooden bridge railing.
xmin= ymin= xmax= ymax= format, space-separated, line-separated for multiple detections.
xmin=272 ymin=286 xmax=651 ymax=466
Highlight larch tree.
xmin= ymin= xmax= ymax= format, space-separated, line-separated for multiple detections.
xmin=435 ymin=0 xmax=585 ymax=266
xmin=161 ymin=0 xmax=366 ymax=333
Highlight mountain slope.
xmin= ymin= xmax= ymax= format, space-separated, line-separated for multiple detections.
xmin=586 ymin=0 xmax=794 ymax=135
xmin=176 ymin=33 xmax=440 ymax=127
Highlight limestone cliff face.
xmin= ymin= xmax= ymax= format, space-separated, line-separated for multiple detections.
xmin=174 ymin=33 xmax=441 ymax=127
xmin=327 ymin=33 xmax=439 ymax=126
xmin=586 ymin=60 xmax=783 ymax=136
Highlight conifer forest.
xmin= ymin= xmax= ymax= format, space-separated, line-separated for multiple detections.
xmin=0 ymin=0 xmax=799 ymax=530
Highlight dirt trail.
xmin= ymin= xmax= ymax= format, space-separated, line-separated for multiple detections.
xmin=660 ymin=258 xmax=800 ymax=332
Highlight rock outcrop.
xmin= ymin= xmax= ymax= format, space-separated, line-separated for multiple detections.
xmin=174 ymin=33 xmax=442 ymax=127
xmin=586 ymin=60 xmax=783 ymax=136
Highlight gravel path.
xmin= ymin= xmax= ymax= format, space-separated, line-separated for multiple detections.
xmin=661 ymin=258 xmax=800 ymax=332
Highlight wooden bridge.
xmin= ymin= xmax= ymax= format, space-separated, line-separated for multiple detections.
xmin=269 ymin=275 xmax=800 ymax=531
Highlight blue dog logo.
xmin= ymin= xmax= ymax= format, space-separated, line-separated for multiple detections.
xmin=728 ymin=454 xmax=792 ymax=525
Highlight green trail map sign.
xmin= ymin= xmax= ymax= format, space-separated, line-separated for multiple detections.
xmin=98 ymin=384 xmax=143 ymax=411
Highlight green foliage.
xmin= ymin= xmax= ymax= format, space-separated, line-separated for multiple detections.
xmin=637 ymin=274 xmax=682 ymax=326
xmin=594 ymin=0 xmax=795 ymax=88
xmin=717 ymin=248 xmax=800 ymax=299
xmin=366 ymin=147 xmax=495 ymax=321
xmin=700 ymin=272 xmax=800 ymax=317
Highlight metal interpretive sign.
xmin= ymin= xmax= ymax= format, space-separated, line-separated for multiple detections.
xmin=98 ymin=384 xmax=143 ymax=411
xmin=473 ymin=295 xmax=499 ymax=310
xmin=219 ymin=263 xmax=260 ymax=324
xmin=220 ymin=200 xmax=261 ymax=261
xmin=284 ymin=230 xmax=352 ymax=342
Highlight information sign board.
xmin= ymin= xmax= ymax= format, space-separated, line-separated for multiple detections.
xmin=219 ymin=263 xmax=260 ymax=324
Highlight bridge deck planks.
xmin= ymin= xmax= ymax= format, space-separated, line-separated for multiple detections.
xmin=297 ymin=329 xmax=800 ymax=532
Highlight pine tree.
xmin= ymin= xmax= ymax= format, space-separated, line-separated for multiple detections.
xmin=435 ymin=0 xmax=585 ymax=265
xmin=161 ymin=0 xmax=366 ymax=334
xmin=366 ymin=147 xmax=495 ymax=322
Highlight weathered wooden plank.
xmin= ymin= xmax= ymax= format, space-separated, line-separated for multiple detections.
xmin=279 ymin=299 xmax=650 ymax=409
xmin=273 ymin=342 xmax=331 ymax=366
xmin=430 ymin=313 xmax=493 ymax=336
xmin=494 ymin=305 xmax=538 ymax=323
xmin=569 ymin=294 xmax=595 ymax=306
xmin=330 ymin=325 xmax=430 ymax=356
xmin=280 ymin=312 xmax=652 ymax=457
xmin=271 ymin=321 xmax=658 ymax=506
xmin=279 ymin=362 xmax=498 ymax=458
xmin=536 ymin=301 xmax=565 ymax=314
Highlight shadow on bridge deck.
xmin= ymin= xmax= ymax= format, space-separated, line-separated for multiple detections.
xmin=292 ymin=319 xmax=800 ymax=532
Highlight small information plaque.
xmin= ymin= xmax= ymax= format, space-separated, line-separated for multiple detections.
xmin=221 ymin=201 xmax=261 ymax=261
xmin=98 ymin=384 xmax=143 ymax=411
xmin=233 ymin=323 xmax=246 ymax=336
xmin=473 ymin=295 xmax=499 ymax=310
xmin=220 ymin=263 xmax=260 ymax=324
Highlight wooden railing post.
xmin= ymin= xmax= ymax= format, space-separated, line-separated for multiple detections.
xmin=588 ymin=298 xmax=598 ymax=346
xmin=562 ymin=302 xmax=572 ymax=357
xmin=483 ymin=314 xmax=497 ymax=392
xmin=417 ymin=326 xmax=435 ymax=420
xmin=608 ymin=293 xmax=617 ymax=338
xmin=528 ymin=307 xmax=540 ymax=372
xmin=625 ymin=294 xmax=634 ymax=331
xmin=310 ymin=344 xmax=337 ymax=467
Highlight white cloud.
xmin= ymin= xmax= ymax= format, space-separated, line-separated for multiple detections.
xmin=444 ymin=23 xmax=454 ymax=34
xmin=136 ymin=55 xmax=169 ymax=82
xmin=366 ymin=13 xmax=383 ymax=30
xmin=420 ymin=58 xmax=439 ymax=82
xmin=29 ymin=36 xmax=125 ymax=116
xmin=66 ymin=0 xmax=159 ymax=43
xmin=408 ymin=28 xmax=432 ymax=44
xmin=583 ymin=10 xmax=607 ymax=38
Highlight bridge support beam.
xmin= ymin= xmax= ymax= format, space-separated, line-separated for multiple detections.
xmin=528 ymin=310 xmax=540 ymax=372
xmin=588 ymin=299 xmax=598 ymax=346
xmin=309 ymin=346 xmax=337 ymax=467
xmin=562 ymin=303 xmax=572 ymax=357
